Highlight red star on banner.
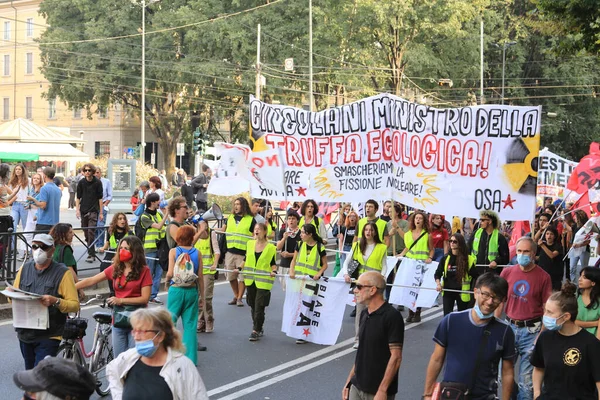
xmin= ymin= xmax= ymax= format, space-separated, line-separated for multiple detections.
xmin=502 ymin=194 xmax=516 ymax=209
xmin=296 ymin=186 xmax=307 ymax=197
xmin=302 ymin=328 xmax=311 ymax=337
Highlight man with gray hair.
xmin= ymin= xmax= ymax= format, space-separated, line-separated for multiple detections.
xmin=495 ymin=236 xmax=552 ymax=400
xmin=343 ymin=272 xmax=404 ymax=400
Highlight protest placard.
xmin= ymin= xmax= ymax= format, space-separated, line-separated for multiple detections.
xmin=537 ymin=149 xmax=577 ymax=199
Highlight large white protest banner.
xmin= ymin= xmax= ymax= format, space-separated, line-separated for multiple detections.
xmin=282 ymin=276 xmax=348 ymax=345
xmin=537 ymin=149 xmax=578 ymax=199
xmin=389 ymin=258 xmax=438 ymax=311
xmin=249 ymin=93 xmax=541 ymax=219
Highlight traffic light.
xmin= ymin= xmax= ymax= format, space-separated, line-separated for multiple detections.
xmin=193 ymin=128 xmax=202 ymax=153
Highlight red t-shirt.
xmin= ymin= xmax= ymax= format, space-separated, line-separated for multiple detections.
xmin=431 ymin=228 xmax=449 ymax=249
xmin=500 ymin=265 xmax=552 ymax=320
xmin=103 ymin=265 xmax=152 ymax=298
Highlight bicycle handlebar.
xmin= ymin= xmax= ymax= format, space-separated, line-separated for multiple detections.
xmin=80 ymin=294 xmax=106 ymax=307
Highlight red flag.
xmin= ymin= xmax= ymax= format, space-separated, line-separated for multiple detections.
xmin=509 ymin=220 xmax=531 ymax=260
xmin=567 ymin=142 xmax=600 ymax=193
xmin=570 ymin=192 xmax=599 ymax=218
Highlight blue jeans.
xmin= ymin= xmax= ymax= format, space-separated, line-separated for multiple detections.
xmin=112 ymin=326 xmax=134 ymax=358
xmin=510 ymin=323 xmax=540 ymax=400
xmin=433 ymin=247 xmax=445 ymax=263
xmin=19 ymin=339 xmax=60 ymax=370
xmin=147 ymin=251 xmax=162 ymax=299
xmin=11 ymin=202 xmax=28 ymax=251
xmin=570 ymin=251 xmax=591 ymax=287
xmin=94 ymin=208 xmax=108 ymax=248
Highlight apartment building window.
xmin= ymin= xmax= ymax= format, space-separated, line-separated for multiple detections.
xmin=98 ymin=105 xmax=108 ymax=119
xmin=73 ymin=107 xmax=82 ymax=119
xmin=95 ymin=141 xmax=110 ymax=158
xmin=25 ymin=53 xmax=33 ymax=75
xmin=25 ymin=97 xmax=32 ymax=119
xmin=26 ymin=18 xmax=33 ymax=38
xmin=3 ymin=22 xmax=10 ymax=41
xmin=48 ymin=99 xmax=56 ymax=119
xmin=3 ymin=98 xmax=9 ymax=120
xmin=3 ymin=55 xmax=9 ymax=76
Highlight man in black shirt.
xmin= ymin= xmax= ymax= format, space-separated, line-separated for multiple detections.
xmin=343 ymin=271 xmax=404 ymax=400
xmin=75 ymin=163 xmax=103 ymax=263
xmin=468 ymin=210 xmax=510 ymax=275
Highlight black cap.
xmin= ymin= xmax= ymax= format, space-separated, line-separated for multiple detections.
xmin=13 ymin=357 xmax=96 ymax=399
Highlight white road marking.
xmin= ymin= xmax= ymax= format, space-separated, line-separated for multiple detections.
xmin=211 ymin=310 xmax=445 ymax=399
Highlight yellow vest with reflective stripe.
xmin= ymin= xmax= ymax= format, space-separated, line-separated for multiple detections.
xmin=226 ymin=214 xmax=253 ymax=252
xmin=471 ymin=228 xmax=499 ymax=262
xmin=243 ymin=240 xmax=276 ymax=290
xmin=442 ymin=254 xmax=476 ymax=302
xmin=194 ymin=229 xmax=215 ymax=275
xmin=295 ymin=242 xmax=322 ymax=276
xmin=109 ymin=231 xmax=133 ymax=249
xmin=357 ymin=217 xmax=387 ymax=243
xmin=143 ymin=212 xmax=165 ymax=251
xmin=351 ymin=242 xmax=387 ymax=275
xmin=403 ymin=231 xmax=430 ymax=260
xmin=298 ymin=216 xmax=319 ymax=231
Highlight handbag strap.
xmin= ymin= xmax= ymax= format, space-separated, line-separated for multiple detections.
xmin=407 ymin=231 xmax=427 ymax=254
xmin=468 ymin=318 xmax=495 ymax=394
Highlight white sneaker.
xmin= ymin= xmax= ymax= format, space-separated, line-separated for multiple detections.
xmin=353 ymin=342 xmax=359 ymax=350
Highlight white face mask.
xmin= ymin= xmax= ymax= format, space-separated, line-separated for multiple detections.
xmin=33 ymin=248 xmax=49 ymax=264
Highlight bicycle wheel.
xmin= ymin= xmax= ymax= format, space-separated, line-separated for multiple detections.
xmin=91 ymin=335 xmax=114 ymax=396
xmin=56 ymin=342 xmax=85 ymax=367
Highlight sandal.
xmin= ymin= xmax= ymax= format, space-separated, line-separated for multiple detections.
xmin=227 ymin=298 xmax=237 ymax=305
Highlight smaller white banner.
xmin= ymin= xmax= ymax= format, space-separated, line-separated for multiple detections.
xmin=389 ymin=258 xmax=438 ymax=311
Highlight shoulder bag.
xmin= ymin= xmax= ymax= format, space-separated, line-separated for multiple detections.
xmin=347 ymin=244 xmax=362 ymax=279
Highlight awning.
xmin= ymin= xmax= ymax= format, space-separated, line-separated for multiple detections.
xmin=0 ymin=151 xmax=39 ymax=162
xmin=0 ymin=142 xmax=89 ymax=163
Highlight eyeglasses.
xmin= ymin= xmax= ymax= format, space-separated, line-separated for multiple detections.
xmin=355 ymin=284 xmax=375 ymax=291
xmin=83 ymin=169 xmax=92 ymax=172
xmin=31 ymin=244 xmax=50 ymax=251
xmin=131 ymin=329 xmax=159 ymax=335
xmin=449 ymin=240 xmax=458 ymax=244
xmin=478 ymin=290 xmax=502 ymax=304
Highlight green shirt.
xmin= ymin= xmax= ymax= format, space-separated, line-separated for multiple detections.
xmin=387 ymin=219 xmax=409 ymax=256
xmin=53 ymin=244 xmax=78 ymax=274
xmin=577 ymin=295 xmax=600 ymax=335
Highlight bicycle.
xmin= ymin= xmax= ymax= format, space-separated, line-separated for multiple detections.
xmin=56 ymin=295 xmax=114 ymax=396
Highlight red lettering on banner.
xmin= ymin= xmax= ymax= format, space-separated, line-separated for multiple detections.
xmin=446 ymin=139 xmax=461 ymax=174
xmin=367 ymin=130 xmax=381 ymax=162
xmin=344 ymin=134 xmax=362 ymax=164
xmin=330 ymin=136 xmax=344 ymax=164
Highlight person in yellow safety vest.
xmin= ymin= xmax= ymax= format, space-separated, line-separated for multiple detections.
xmin=140 ymin=192 xmax=168 ymax=304
xmin=434 ymin=233 xmax=477 ymax=316
xmin=195 ymin=220 xmax=220 ymax=333
xmin=342 ymin=222 xmax=387 ymax=349
xmin=468 ymin=209 xmax=510 ymax=277
xmin=243 ymin=223 xmax=277 ymax=342
xmin=221 ymin=197 xmax=256 ymax=307
xmin=265 ymin=208 xmax=277 ymax=240
xmin=290 ymin=223 xmax=329 ymax=344
xmin=398 ymin=211 xmax=434 ymax=323
xmin=99 ymin=212 xmax=132 ymax=296
xmin=298 ymin=199 xmax=327 ymax=243
xmin=354 ymin=199 xmax=390 ymax=247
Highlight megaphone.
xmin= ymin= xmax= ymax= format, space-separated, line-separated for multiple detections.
xmin=200 ymin=203 xmax=224 ymax=221
xmin=254 ymin=213 xmax=266 ymax=224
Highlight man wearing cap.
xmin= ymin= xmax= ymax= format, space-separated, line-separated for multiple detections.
xmin=14 ymin=356 xmax=96 ymax=400
xmin=12 ymin=234 xmax=79 ymax=370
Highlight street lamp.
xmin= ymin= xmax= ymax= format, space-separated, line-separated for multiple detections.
xmin=133 ymin=0 xmax=160 ymax=163
xmin=494 ymin=41 xmax=517 ymax=105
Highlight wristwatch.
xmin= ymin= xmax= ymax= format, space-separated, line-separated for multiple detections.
xmin=54 ymin=298 xmax=61 ymax=307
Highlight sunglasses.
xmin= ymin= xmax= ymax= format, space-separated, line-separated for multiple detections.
xmin=355 ymin=283 xmax=375 ymax=291
xmin=83 ymin=169 xmax=92 ymax=172
xmin=32 ymin=244 xmax=50 ymax=251
xmin=449 ymin=240 xmax=458 ymax=244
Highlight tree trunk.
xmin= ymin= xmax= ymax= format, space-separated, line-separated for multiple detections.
xmin=160 ymin=138 xmax=177 ymax=180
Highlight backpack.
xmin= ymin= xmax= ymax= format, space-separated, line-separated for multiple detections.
xmin=172 ymin=248 xmax=198 ymax=287
xmin=134 ymin=212 xmax=150 ymax=241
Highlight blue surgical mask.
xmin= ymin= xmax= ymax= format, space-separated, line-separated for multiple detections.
xmin=135 ymin=332 xmax=160 ymax=357
xmin=474 ymin=302 xmax=495 ymax=319
xmin=543 ymin=314 xmax=564 ymax=331
xmin=517 ymin=254 xmax=531 ymax=266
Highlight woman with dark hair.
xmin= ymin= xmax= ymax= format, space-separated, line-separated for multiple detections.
xmin=532 ymin=282 xmax=600 ymax=400
xmin=147 ymin=176 xmax=165 ymax=206
xmin=243 ymin=223 xmax=277 ymax=341
xmin=76 ymin=236 xmax=152 ymax=357
xmin=430 ymin=214 xmax=449 ymax=262
xmin=221 ymin=197 xmax=256 ymax=306
xmin=166 ymin=225 xmax=203 ymax=364
xmin=399 ymin=211 xmax=434 ymax=322
xmin=107 ymin=307 xmax=208 ymax=399
xmin=99 ymin=213 xmax=132 ymax=296
xmin=290 ymin=223 xmax=328 ymax=344
xmin=49 ymin=223 xmax=79 ymax=277
xmin=342 ymin=222 xmax=387 ymax=348
xmin=576 ymin=267 xmax=600 ymax=338
xmin=299 ymin=199 xmax=327 ymax=242
xmin=9 ymin=163 xmax=29 ymax=259
xmin=536 ymin=225 xmax=563 ymax=291
xmin=569 ymin=210 xmax=591 ymax=285
xmin=23 ymin=172 xmax=42 ymax=256
xmin=0 ymin=163 xmax=14 ymax=267
xmin=434 ymin=233 xmax=476 ymax=315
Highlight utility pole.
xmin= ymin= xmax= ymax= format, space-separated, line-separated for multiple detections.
xmin=494 ymin=41 xmax=517 ymax=105
xmin=480 ymin=17 xmax=484 ymax=104
xmin=255 ymin=24 xmax=261 ymax=100
xmin=309 ymin=0 xmax=313 ymax=111
xmin=141 ymin=0 xmax=146 ymax=163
